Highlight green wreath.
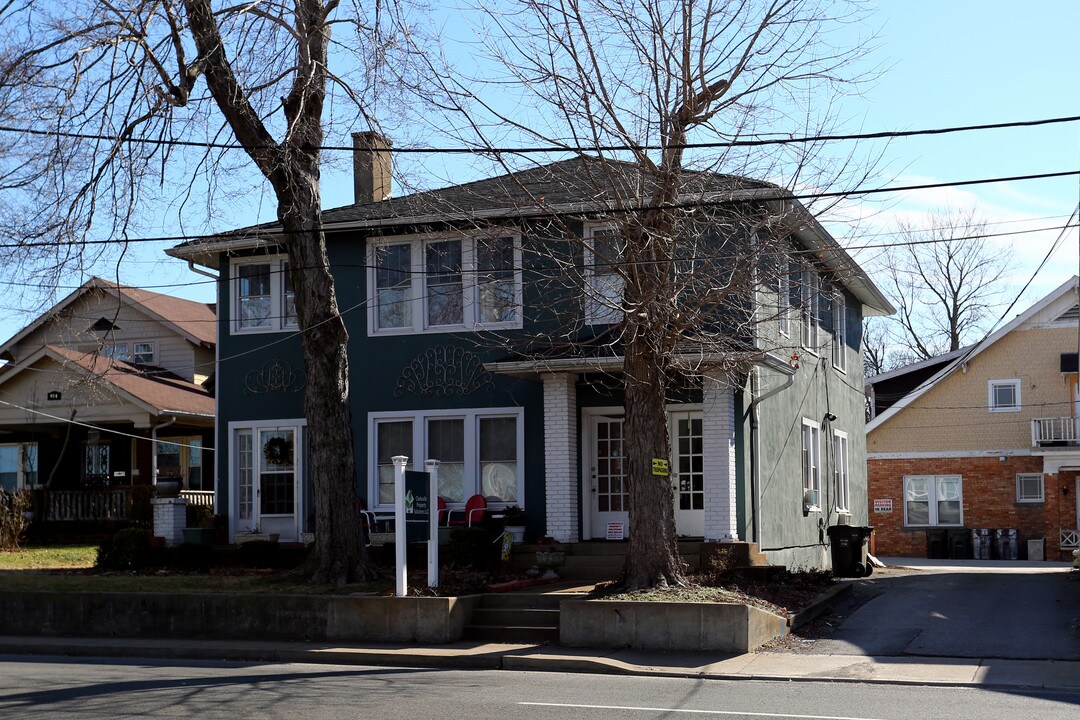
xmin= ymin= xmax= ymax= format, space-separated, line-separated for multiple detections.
xmin=263 ymin=436 xmax=293 ymax=466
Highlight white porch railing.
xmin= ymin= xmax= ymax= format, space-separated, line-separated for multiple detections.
xmin=1061 ymin=528 xmax=1079 ymax=549
xmin=180 ymin=490 xmax=215 ymax=509
xmin=1031 ymin=417 xmax=1078 ymax=446
xmin=47 ymin=489 xmax=128 ymax=521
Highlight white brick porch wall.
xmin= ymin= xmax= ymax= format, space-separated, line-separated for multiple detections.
xmin=543 ymin=372 xmax=579 ymax=542
xmin=152 ymin=497 xmax=188 ymax=547
xmin=703 ymin=371 xmax=738 ymax=541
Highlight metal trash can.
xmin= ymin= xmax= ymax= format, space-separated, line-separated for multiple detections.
xmin=827 ymin=525 xmax=874 ymax=578
xmin=971 ymin=529 xmax=992 ymax=560
xmin=995 ymin=528 xmax=1019 ymax=560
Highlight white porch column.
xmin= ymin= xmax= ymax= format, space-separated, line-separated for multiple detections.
xmin=703 ymin=370 xmax=738 ymax=541
xmin=543 ymin=372 xmax=579 ymax=542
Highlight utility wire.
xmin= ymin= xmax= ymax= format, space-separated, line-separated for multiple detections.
xmin=1 ymin=114 xmax=1078 ymax=153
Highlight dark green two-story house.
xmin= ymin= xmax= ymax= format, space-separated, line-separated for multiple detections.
xmin=168 ymin=135 xmax=893 ymax=569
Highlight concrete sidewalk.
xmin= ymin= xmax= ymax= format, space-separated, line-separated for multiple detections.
xmin=3 ymin=635 xmax=1079 ymax=694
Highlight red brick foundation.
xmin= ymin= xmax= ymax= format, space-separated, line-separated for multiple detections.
xmin=867 ymin=456 xmax=1077 ymax=562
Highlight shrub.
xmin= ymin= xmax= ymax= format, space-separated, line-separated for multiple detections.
xmin=127 ymin=485 xmax=153 ymax=526
xmin=185 ymin=502 xmax=212 ymax=529
xmin=237 ymin=539 xmax=283 ymax=568
xmin=447 ymin=527 xmax=499 ymax=571
xmin=96 ymin=528 xmax=154 ymax=571
xmin=172 ymin=542 xmax=216 ymax=571
xmin=0 ymin=490 xmax=32 ymax=550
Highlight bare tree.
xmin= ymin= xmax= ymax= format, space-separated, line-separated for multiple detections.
xmin=0 ymin=0 xmax=412 ymax=583
xmin=414 ymin=0 xmax=880 ymax=589
xmin=875 ymin=207 xmax=1011 ymax=361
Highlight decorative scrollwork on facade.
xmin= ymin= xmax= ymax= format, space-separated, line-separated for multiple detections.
xmin=395 ymin=346 xmax=495 ymax=398
xmin=245 ymin=358 xmax=305 ymax=395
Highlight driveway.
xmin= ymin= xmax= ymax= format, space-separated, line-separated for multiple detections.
xmin=795 ymin=559 xmax=1080 ymax=660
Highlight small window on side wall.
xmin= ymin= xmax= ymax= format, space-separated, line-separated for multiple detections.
xmin=1016 ymin=473 xmax=1044 ymax=503
xmin=988 ymin=379 xmax=1021 ymax=412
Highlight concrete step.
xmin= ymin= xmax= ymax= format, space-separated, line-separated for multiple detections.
xmin=470 ymin=607 xmax=560 ymax=627
xmin=462 ymin=624 xmax=559 ymax=644
xmin=478 ymin=592 xmax=586 ymax=609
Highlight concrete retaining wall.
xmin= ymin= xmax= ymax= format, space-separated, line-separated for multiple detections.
xmin=0 ymin=592 xmax=481 ymax=644
xmin=560 ymin=599 xmax=786 ymax=653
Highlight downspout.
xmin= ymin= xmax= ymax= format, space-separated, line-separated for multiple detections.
xmin=151 ymin=416 xmax=178 ymax=486
xmin=187 ymin=260 xmax=218 ymax=281
xmin=749 ymin=355 xmax=797 ymax=544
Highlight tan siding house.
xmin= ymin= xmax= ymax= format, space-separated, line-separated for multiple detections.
xmin=866 ymin=277 xmax=1080 ymax=561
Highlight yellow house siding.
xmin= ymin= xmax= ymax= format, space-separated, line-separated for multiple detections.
xmin=868 ymin=327 xmax=1077 ymax=453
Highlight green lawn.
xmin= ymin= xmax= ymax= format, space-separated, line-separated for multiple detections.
xmin=0 ymin=545 xmax=98 ymax=570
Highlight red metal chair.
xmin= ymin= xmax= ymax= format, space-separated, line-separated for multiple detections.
xmin=437 ymin=496 xmax=449 ymax=526
xmin=447 ymin=494 xmax=488 ymax=527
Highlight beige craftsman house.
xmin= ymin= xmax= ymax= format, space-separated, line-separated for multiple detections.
xmin=0 ymin=278 xmax=215 ymax=513
xmin=866 ymin=276 xmax=1080 ymax=561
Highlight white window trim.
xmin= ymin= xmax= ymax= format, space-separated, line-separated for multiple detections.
xmin=833 ymin=430 xmax=850 ymax=513
xmin=0 ymin=442 xmax=38 ymax=490
xmin=801 ymin=418 xmax=821 ymax=511
xmin=367 ymin=230 xmax=523 ymax=336
xmin=801 ymin=269 xmax=820 ymax=354
xmin=1016 ymin=473 xmax=1045 ymax=503
xmin=778 ymin=266 xmax=790 ymax=337
xmin=230 ymin=256 xmax=297 ymax=335
xmin=583 ymin=223 xmax=624 ymax=325
xmin=227 ymin=418 xmax=306 ymax=536
xmin=832 ymin=292 xmax=847 ymax=373
xmin=988 ymin=378 xmax=1022 ymax=413
xmin=132 ymin=341 xmax=155 ymax=365
xmin=903 ymin=474 xmax=964 ymax=527
xmin=367 ymin=407 xmax=525 ymax=511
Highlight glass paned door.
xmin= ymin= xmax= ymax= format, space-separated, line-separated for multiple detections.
xmin=590 ymin=416 xmax=628 ymax=537
xmin=671 ymin=412 xmax=705 ymax=537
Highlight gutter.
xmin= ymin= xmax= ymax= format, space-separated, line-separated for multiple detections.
xmin=748 ymin=354 xmax=797 ymax=544
xmin=151 ymin=415 xmax=178 ymax=486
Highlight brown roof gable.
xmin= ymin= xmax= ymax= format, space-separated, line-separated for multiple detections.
xmin=97 ymin=279 xmax=216 ymax=346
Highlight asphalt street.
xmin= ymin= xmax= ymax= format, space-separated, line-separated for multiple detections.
xmin=801 ymin=565 xmax=1080 ymax=659
xmin=0 ymin=656 xmax=1078 ymax=720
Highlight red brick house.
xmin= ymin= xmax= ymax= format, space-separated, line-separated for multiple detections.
xmin=866 ymin=277 xmax=1080 ymax=561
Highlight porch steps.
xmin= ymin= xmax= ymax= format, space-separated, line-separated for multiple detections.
xmin=462 ymin=588 xmax=587 ymax=644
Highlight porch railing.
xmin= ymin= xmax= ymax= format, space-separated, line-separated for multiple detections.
xmin=1031 ymin=417 xmax=1078 ymax=446
xmin=1061 ymin=528 xmax=1079 ymax=549
xmin=46 ymin=489 xmax=128 ymax=522
xmin=180 ymin=490 xmax=215 ymax=509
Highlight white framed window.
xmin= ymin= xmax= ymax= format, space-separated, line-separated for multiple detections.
xmin=777 ymin=266 xmax=790 ymax=337
xmin=231 ymin=257 xmax=297 ymax=334
xmin=904 ymin=475 xmax=963 ymax=526
xmin=368 ymin=232 xmax=522 ymax=334
xmin=832 ymin=292 xmax=847 ymax=372
xmin=1016 ymin=473 xmax=1044 ymax=503
xmin=133 ymin=342 xmax=155 ymax=365
xmin=988 ymin=379 xmax=1021 ymax=412
xmin=0 ymin=443 xmax=38 ymax=491
xmin=104 ymin=343 xmax=129 ymax=361
xmin=156 ymin=436 xmax=205 ymax=490
xmin=584 ymin=224 xmax=625 ymax=325
xmin=369 ymin=408 xmax=524 ymax=510
xmin=801 ymin=419 xmax=821 ymax=510
xmin=833 ymin=430 xmax=850 ymax=512
xmin=801 ymin=270 xmax=820 ymax=352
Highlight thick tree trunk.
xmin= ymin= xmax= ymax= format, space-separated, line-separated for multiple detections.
xmin=621 ymin=328 xmax=687 ymax=590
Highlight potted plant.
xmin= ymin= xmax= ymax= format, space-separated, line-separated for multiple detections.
xmin=502 ymin=505 xmax=527 ymax=543
xmin=183 ymin=503 xmax=215 ymax=545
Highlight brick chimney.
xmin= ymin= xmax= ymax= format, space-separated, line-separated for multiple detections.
xmin=352 ymin=131 xmax=392 ymax=204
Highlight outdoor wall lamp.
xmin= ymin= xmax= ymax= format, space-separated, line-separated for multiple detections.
xmin=824 ymin=412 xmax=837 ymax=422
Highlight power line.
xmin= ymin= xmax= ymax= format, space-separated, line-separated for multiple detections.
xmin=2 ymin=114 xmax=1078 ymax=154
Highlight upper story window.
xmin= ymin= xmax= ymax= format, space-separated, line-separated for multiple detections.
xmin=832 ymin=292 xmax=847 ymax=373
xmin=585 ymin=225 xmax=624 ymax=325
xmin=833 ymin=430 xmax=850 ymax=512
xmin=800 ymin=270 xmax=820 ymax=352
xmin=777 ymin=266 xmax=790 ymax=337
xmin=369 ymin=232 xmax=522 ymax=335
xmin=988 ymin=379 xmax=1021 ymax=413
xmin=231 ymin=257 xmax=297 ymax=334
xmin=801 ymin=418 xmax=821 ymax=511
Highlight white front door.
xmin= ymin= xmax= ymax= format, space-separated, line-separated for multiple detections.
xmin=587 ymin=415 xmax=629 ymax=538
xmin=671 ymin=411 xmax=705 ymax=537
xmin=233 ymin=421 xmax=304 ymax=542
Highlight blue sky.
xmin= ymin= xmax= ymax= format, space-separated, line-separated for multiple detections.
xmin=2 ymin=0 xmax=1078 ymax=344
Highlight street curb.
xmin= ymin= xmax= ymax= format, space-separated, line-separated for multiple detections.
xmin=787 ymin=582 xmax=852 ymax=632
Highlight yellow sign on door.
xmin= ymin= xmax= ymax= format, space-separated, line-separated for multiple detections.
xmin=651 ymin=458 xmax=669 ymax=476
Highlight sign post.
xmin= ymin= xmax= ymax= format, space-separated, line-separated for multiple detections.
xmin=425 ymin=459 xmax=440 ymax=588
xmin=392 ymin=455 xmax=408 ymax=597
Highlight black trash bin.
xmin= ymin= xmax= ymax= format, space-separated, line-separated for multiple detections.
xmin=947 ymin=529 xmax=969 ymax=559
xmin=926 ymin=529 xmax=948 ymax=559
xmin=827 ymin=525 xmax=874 ymax=578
